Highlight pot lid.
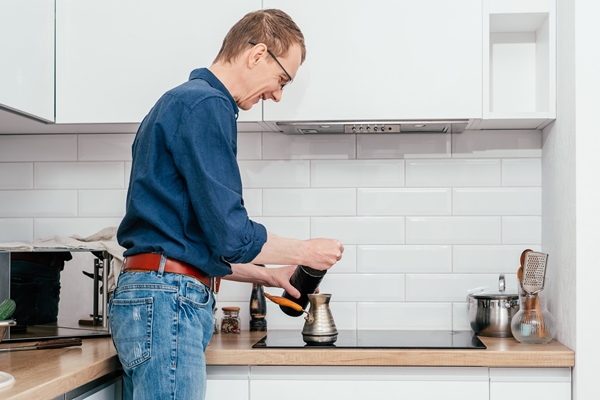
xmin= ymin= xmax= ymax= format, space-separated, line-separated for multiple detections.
xmin=467 ymin=274 xmax=518 ymax=299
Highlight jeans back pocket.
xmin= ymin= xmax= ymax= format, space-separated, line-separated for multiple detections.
xmin=109 ymin=297 xmax=153 ymax=368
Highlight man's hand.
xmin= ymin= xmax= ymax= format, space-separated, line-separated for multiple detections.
xmin=300 ymin=238 xmax=344 ymax=271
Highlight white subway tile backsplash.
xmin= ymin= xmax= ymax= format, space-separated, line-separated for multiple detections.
xmin=243 ymin=189 xmax=262 ymax=217
xmin=34 ymin=217 xmax=123 ymax=238
xmin=502 ymin=158 xmax=542 ymax=186
xmin=406 ymin=274 xmax=504 ymax=302
xmin=452 ymin=303 xmax=471 ymax=331
xmin=325 ymin=302 xmax=357 ymax=330
xmin=252 ymin=217 xmax=310 ymax=240
xmin=406 ymin=159 xmax=501 ymax=187
xmin=34 ymin=162 xmax=125 ymax=189
xmin=0 ymin=190 xmax=77 ymax=217
xmin=357 ymin=303 xmax=452 ymax=330
xmin=357 ymin=133 xmax=451 ymax=159
xmin=319 ymin=274 xmax=405 ymax=301
xmin=502 ymin=216 xmax=542 ymax=244
xmin=406 ymin=217 xmax=501 ymax=244
xmin=236 ymin=131 xmax=262 ymax=160
xmin=0 ymin=130 xmax=546 ymax=331
xmin=453 ymin=187 xmax=541 ymax=215
xmin=453 ymin=245 xmax=542 ymax=273
xmin=78 ymin=190 xmax=127 ymax=217
xmin=358 ymin=188 xmax=451 ymax=216
xmin=0 ymin=163 xmax=33 ymax=189
xmin=0 ymin=218 xmax=33 ymax=242
xmin=329 ymin=245 xmax=357 ymax=274
xmin=0 ymin=135 xmax=77 ymax=162
xmin=357 ymin=245 xmax=452 ymax=273
xmin=125 ymin=162 xmax=132 ymax=186
xmin=239 ymin=160 xmax=310 ymax=188
xmin=311 ymin=217 xmax=405 ymax=245
xmin=262 ymin=132 xmax=355 ymax=160
xmin=311 ymin=160 xmax=405 ymax=187
xmin=78 ymin=134 xmax=134 ymax=161
xmin=263 ymin=188 xmax=355 ymax=216
xmin=217 ymin=280 xmax=253 ymax=302
xmin=452 ymin=130 xmax=542 ymax=158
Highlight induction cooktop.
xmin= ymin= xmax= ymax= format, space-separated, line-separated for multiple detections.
xmin=252 ymin=330 xmax=486 ymax=349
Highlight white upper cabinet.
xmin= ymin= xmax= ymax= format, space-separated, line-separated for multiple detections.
xmin=0 ymin=0 xmax=54 ymax=122
xmin=55 ymin=0 xmax=262 ymax=124
xmin=473 ymin=0 xmax=556 ymax=130
xmin=262 ymin=0 xmax=483 ymax=122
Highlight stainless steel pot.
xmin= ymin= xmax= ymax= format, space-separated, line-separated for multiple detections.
xmin=467 ymin=275 xmax=519 ymax=338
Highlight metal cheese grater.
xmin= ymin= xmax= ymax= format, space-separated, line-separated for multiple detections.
xmin=521 ymin=251 xmax=549 ymax=295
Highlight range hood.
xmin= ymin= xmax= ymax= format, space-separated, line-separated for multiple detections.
xmin=261 ymin=120 xmax=468 ymax=135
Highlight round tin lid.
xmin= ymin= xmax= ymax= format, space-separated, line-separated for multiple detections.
xmin=468 ymin=274 xmax=519 ymax=299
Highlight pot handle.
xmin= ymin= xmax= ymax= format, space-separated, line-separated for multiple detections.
xmin=498 ymin=274 xmax=506 ymax=293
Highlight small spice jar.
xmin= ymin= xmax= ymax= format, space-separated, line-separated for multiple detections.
xmin=221 ymin=306 xmax=241 ymax=334
xmin=213 ymin=308 xmax=219 ymax=335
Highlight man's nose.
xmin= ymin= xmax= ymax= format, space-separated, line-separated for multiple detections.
xmin=272 ymin=90 xmax=282 ymax=102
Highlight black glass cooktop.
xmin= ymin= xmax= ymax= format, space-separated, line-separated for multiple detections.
xmin=252 ymin=330 xmax=486 ymax=349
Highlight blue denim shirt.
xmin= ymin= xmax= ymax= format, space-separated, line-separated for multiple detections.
xmin=117 ymin=68 xmax=267 ymax=277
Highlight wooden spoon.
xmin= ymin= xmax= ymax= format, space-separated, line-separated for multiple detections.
xmin=518 ymin=249 xmax=533 ymax=286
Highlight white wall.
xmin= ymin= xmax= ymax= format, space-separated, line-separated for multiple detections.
xmin=0 ymin=130 xmax=543 ymax=332
xmin=543 ymin=0 xmax=600 ymax=399
xmin=573 ymin=0 xmax=600 ymax=398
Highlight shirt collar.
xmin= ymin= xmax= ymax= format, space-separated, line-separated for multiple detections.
xmin=189 ymin=68 xmax=239 ymax=118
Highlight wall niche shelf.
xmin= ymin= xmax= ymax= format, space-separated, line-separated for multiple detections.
xmin=472 ymin=0 xmax=556 ymax=130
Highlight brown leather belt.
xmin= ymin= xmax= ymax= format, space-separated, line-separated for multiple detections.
xmin=123 ymin=253 xmax=220 ymax=293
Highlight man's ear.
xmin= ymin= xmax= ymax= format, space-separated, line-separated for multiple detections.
xmin=248 ymin=43 xmax=267 ymax=69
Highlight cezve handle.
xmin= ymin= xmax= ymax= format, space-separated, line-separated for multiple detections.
xmin=0 ymin=338 xmax=82 ymax=352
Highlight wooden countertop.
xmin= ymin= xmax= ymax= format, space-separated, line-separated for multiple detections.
xmin=0 ymin=337 xmax=120 ymax=400
xmin=206 ymin=331 xmax=575 ymax=368
xmin=0 ymin=332 xmax=574 ymax=399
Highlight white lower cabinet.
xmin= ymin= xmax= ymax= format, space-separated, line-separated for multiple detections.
xmin=490 ymin=368 xmax=571 ymax=400
xmin=206 ymin=366 xmax=250 ymax=400
xmin=61 ymin=373 xmax=123 ymax=400
xmin=206 ymin=366 xmax=572 ymax=400
xmin=249 ymin=366 xmax=490 ymax=400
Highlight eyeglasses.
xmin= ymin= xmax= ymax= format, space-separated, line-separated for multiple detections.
xmin=248 ymin=40 xmax=293 ymax=89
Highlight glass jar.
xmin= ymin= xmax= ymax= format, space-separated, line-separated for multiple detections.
xmin=213 ymin=308 xmax=219 ymax=335
xmin=221 ymin=306 xmax=241 ymax=334
xmin=510 ymin=293 xmax=556 ymax=344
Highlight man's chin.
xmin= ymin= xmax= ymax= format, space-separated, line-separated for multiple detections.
xmin=237 ymin=101 xmax=257 ymax=111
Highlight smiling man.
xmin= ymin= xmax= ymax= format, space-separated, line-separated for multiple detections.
xmin=109 ymin=9 xmax=343 ymax=400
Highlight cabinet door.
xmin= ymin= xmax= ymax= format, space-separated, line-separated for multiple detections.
xmin=489 ymin=368 xmax=571 ymax=400
xmin=56 ymin=0 xmax=261 ymax=124
xmin=263 ymin=0 xmax=482 ymax=122
xmin=0 ymin=0 xmax=54 ymax=122
xmin=251 ymin=380 xmax=488 ymax=400
xmin=251 ymin=366 xmax=489 ymax=400
xmin=206 ymin=380 xmax=248 ymax=400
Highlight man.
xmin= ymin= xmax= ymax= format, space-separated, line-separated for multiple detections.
xmin=109 ymin=9 xmax=344 ymax=400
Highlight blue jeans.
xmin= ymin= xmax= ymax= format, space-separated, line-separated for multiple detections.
xmin=108 ymin=256 xmax=215 ymax=400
